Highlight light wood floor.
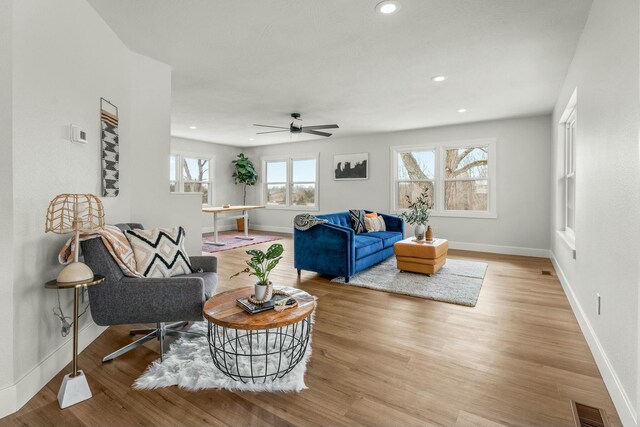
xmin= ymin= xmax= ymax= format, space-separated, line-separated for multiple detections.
xmin=1 ymin=232 xmax=621 ymax=427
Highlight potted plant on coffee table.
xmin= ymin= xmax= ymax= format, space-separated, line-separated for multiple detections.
xmin=400 ymin=187 xmax=433 ymax=241
xmin=231 ymin=153 xmax=258 ymax=231
xmin=231 ymin=243 xmax=284 ymax=302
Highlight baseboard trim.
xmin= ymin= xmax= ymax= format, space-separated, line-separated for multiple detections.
xmin=0 ymin=320 xmax=107 ymax=418
xmin=550 ymin=253 xmax=637 ymax=427
xmin=202 ymin=224 xmax=236 ymax=233
xmin=250 ymin=224 xmax=293 ymax=234
xmin=448 ymin=241 xmax=550 ymax=258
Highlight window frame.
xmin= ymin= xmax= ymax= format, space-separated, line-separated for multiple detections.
xmin=170 ymin=152 xmax=214 ymax=206
xmin=390 ymin=138 xmax=497 ymax=219
xmin=261 ymin=153 xmax=320 ymax=211
xmin=563 ymin=108 xmax=577 ymax=240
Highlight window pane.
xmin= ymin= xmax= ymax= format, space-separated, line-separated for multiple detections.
xmin=169 ymin=181 xmax=176 ymax=192
xmin=266 ymin=161 xmax=287 ymax=183
xmin=266 ymin=184 xmax=286 ymax=205
xmin=292 ymin=184 xmax=315 ymax=206
xmin=445 ymin=180 xmax=488 ymax=211
xmin=445 ymin=147 xmax=488 ymax=179
xmin=292 ymin=159 xmax=316 ymax=182
xmin=567 ymin=177 xmax=575 ymax=230
xmin=183 ymin=158 xmax=209 ymax=181
xmin=183 ymin=182 xmax=209 ymax=204
xmin=398 ymin=151 xmax=435 ymax=180
xmin=170 ymin=156 xmax=176 ymax=181
xmin=398 ymin=181 xmax=434 ymax=209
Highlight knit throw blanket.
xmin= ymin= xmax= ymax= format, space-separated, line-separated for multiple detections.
xmin=59 ymin=224 xmax=143 ymax=278
xmin=294 ymin=213 xmax=328 ymax=231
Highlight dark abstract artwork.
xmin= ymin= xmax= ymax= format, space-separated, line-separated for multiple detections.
xmin=334 ymin=153 xmax=369 ymax=180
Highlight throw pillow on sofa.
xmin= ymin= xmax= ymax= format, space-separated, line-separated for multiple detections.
xmin=125 ymin=226 xmax=193 ymax=278
xmin=365 ymin=215 xmax=386 ymax=232
xmin=349 ymin=209 xmax=366 ymax=234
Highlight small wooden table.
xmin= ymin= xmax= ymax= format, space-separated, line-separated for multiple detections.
xmin=203 ymin=286 xmax=316 ymax=383
xmin=202 ymin=205 xmax=265 ymax=246
xmin=45 ymin=275 xmax=105 ymax=408
xmin=393 ymin=237 xmax=449 ymax=275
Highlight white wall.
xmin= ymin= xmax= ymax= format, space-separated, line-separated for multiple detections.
xmin=128 ymin=56 xmax=202 ymax=255
xmin=0 ymin=0 xmax=15 ymax=409
xmin=246 ymin=115 xmax=552 ymax=256
xmin=11 ymin=0 xmax=133 ymax=410
xmin=2 ymin=0 xmax=202 ymax=417
xmin=171 ymin=137 xmax=243 ymax=232
xmin=550 ymin=1 xmax=640 ymax=425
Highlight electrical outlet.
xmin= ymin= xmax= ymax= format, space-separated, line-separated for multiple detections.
xmin=596 ymin=293 xmax=601 ymax=315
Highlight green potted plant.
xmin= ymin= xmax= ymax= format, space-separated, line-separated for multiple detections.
xmin=232 ymin=243 xmax=284 ymax=302
xmin=231 ymin=153 xmax=258 ymax=231
xmin=400 ymin=187 xmax=433 ymax=241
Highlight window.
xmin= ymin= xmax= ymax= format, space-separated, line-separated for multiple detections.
xmin=170 ymin=153 xmax=213 ymax=205
xmin=564 ymin=108 xmax=576 ymax=237
xmin=263 ymin=154 xmax=318 ymax=210
xmin=444 ymin=147 xmax=489 ymax=211
xmin=391 ymin=139 xmax=496 ymax=218
xmin=396 ymin=150 xmax=436 ymax=209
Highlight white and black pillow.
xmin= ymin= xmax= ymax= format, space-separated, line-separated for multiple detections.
xmin=125 ymin=227 xmax=193 ymax=278
xmin=349 ymin=209 xmax=366 ymax=234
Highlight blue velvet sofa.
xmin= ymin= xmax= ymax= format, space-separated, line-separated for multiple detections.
xmin=294 ymin=211 xmax=404 ymax=282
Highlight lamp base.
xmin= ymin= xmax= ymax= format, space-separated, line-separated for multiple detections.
xmin=57 ymin=262 xmax=94 ymax=283
xmin=58 ymin=370 xmax=92 ymax=409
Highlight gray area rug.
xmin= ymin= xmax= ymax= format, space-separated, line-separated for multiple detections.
xmin=331 ymin=258 xmax=488 ymax=307
xmin=134 ymin=321 xmax=312 ymax=392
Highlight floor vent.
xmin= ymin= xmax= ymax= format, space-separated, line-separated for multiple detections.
xmin=571 ymin=401 xmax=610 ymax=427
xmin=541 ymin=269 xmax=552 ymax=276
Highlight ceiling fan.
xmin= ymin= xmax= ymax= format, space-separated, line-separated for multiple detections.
xmin=253 ymin=113 xmax=339 ymax=137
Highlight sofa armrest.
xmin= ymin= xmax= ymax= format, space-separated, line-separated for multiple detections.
xmin=88 ymin=276 xmax=206 ymax=326
xmin=294 ymin=222 xmax=355 ymax=277
xmin=378 ymin=212 xmax=404 ymax=234
xmin=190 ymin=255 xmax=217 ymax=273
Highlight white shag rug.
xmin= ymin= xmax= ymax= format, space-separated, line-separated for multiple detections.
xmin=331 ymin=258 xmax=488 ymax=307
xmin=134 ymin=321 xmax=312 ymax=392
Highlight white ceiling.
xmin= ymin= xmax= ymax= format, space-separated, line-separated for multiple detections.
xmin=88 ymin=0 xmax=592 ymax=147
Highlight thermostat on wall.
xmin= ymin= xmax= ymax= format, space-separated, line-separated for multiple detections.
xmin=70 ymin=124 xmax=87 ymax=144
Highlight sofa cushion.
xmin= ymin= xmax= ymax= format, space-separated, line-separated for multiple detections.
xmin=126 ymin=226 xmax=194 ymax=278
xmin=354 ymin=235 xmax=383 ymax=259
xmin=183 ymin=272 xmax=218 ymax=299
xmin=318 ymin=212 xmax=351 ymax=228
xmin=366 ymin=231 xmax=403 ymax=249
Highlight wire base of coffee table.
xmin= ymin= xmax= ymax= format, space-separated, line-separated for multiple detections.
xmin=207 ymin=316 xmax=312 ymax=384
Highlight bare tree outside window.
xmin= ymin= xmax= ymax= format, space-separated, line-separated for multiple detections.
xmin=396 ymin=145 xmax=490 ymax=212
xmin=444 ymin=147 xmax=488 ymax=211
xmin=397 ymin=150 xmax=435 ymax=209
xmin=169 ymin=156 xmax=211 ymax=204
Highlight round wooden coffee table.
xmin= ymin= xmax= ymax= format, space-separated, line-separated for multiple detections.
xmin=203 ymin=286 xmax=316 ymax=384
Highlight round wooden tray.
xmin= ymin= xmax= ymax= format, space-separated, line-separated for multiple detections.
xmin=203 ymin=286 xmax=316 ymax=330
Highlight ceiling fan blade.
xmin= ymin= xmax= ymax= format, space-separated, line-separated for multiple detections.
xmin=256 ymin=130 xmax=290 ymax=134
xmin=303 ymin=129 xmax=332 ymax=137
xmin=253 ymin=124 xmax=289 ymax=129
xmin=302 ymin=124 xmax=339 ymax=130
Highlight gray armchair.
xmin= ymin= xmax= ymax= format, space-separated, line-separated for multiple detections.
xmin=81 ymin=223 xmax=217 ymax=362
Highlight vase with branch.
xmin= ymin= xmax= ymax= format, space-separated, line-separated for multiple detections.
xmin=231 ymin=243 xmax=284 ymax=302
xmin=400 ymin=187 xmax=433 ymax=241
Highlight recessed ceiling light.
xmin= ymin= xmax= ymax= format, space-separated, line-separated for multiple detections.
xmin=249 ymin=138 xmax=255 ymax=141
xmin=376 ymin=1 xmax=400 ymax=15
xmin=431 ymin=75 xmax=447 ymax=82
xmin=189 ymin=126 xmax=197 ymax=129
xmin=457 ymin=109 xmax=467 ymax=113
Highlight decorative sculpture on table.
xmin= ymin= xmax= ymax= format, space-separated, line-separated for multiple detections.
xmin=45 ymin=193 xmax=105 ymax=282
